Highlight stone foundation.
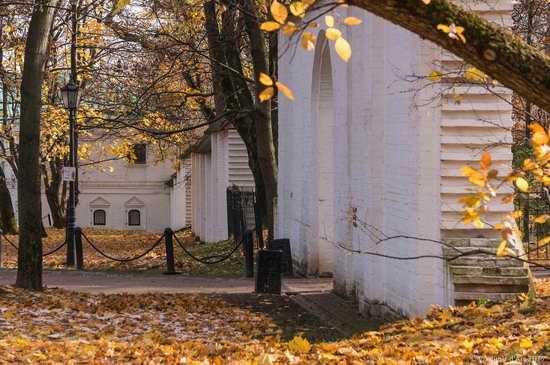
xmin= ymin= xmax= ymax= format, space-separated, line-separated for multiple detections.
xmin=443 ymin=238 xmax=530 ymax=306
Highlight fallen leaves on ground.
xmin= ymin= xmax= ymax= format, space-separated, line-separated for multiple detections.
xmin=535 ymin=276 xmax=550 ymax=297
xmin=0 ymin=286 xmax=548 ymax=364
xmin=1 ymin=228 xmax=244 ymax=275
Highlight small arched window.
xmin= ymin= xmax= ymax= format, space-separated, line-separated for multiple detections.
xmin=93 ymin=209 xmax=106 ymax=226
xmin=128 ymin=209 xmax=141 ymax=226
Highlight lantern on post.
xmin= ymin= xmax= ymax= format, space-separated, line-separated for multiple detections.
xmin=60 ymin=79 xmax=80 ymax=267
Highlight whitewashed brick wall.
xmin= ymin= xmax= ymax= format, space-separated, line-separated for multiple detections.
xmin=277 ymin=1 xmax=512 ymax=318
xmin=190 ymin=126 xmax=254 ymax=242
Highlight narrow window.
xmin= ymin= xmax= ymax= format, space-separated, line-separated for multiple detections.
xmin=93 ymin=209 xmax=106 ymax=226
xmin=128 ymin=209 xmax=141 ymax=226
xmin=129 ymin=144 xmax=147 ymax=164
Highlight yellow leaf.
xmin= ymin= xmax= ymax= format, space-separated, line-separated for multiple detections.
xmin=519 ymin=338 xmax=533 ymax=349
xmin=460 ymin=165 xmax=475 ymax=176
xmin=464 ymin=67 xmax=487 ymax=82
xmin=325 ymin=15 xmax=335 ymax=27
xmin=259 ymin=72 xmax=273 ymax=86
xmin=343 ymin=17 xmax=362 ymax=25
xmin=468 ymin=171 xmax=487 ymax=187
xmin=512 ymin=210 xmax=523 ymax=219
xmin=276 ymin=81 xmax=295 ymax=100
xmin=473 ymin=217 xmax=484 ymax=228
xmin=515 ymin=177 xmax=529 ymax=192
xmin=282 ymin=22 xmax=297 ymax=35
xmin=288 ymin=336 xmax=311 ymax=353
xmin=461 ymin=339 xmax=474 ymax=351
xmin=271 ymin=1 xmax=288 ymax=24
xmin=2 ymin=311 xmax=14 ymax=319
xmin=325 ymin=27 xmax=342 ymax=40
xmin=259 ymin=87 xmax=275 ymax=102
xmin=289 ymin=2 xmax=305 ymax=17
xmin=112 ymin=0 xmax=131 ymax=15
xmin=428 ymin=71 xmax=442 ymax=81
xmin=539 ymin=236 xmax=550 ymax=245
xmin=301 ymin=31 xmax=316 ymax=51
xmin=496 ymin=240 xmax=507 ymax=257
xmin=535 ymin=214 xmax=549 ymax=224
xmin=480 ymin=151 xmax=492 ymax=170
xmin=260 ymin=21 xmax=281 ymax=32
xmin=335 ymin=37 xmax=351 ymax=62
xmin=532 ymin=130 xmax=549 ymax=146
xmin=501 ymin=194 xmax=515 ymax=204
xmin=437 ymin=24 xmax=450 ymax=33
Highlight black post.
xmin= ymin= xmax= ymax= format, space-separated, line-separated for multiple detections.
xmin=75 ymin=227 xmax=84 ymax=270
xmin=244 ymin=230 xmax=254 ymax=278
xmin=164 ymin=228 xmax=177 ymax=274
xmin=66 ymin=107 xmax=76 ymax=267
xmin=227 ymin=188 xmax=233 ymax=237
xmin=233 ymin=189 xmax=243 ymax=242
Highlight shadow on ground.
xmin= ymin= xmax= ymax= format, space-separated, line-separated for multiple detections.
xmin=216 ymin=293 xmax=350 ymax=343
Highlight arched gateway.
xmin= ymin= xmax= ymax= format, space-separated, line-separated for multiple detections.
xmin=276 ymin=1 xmax=528 ymax=319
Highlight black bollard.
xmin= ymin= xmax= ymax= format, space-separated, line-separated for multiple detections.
xmin=267 ymin=238 xmax=293 ymax=277
xmin=164 ymin=228 xmax=177 ymax=274
xmin=243 ymin=230 xmax=254 ymax=278
xmin=255 ymin=250 xmax=283 ymax=294
xmin=75 ymin=227 xmax=84 ymax=270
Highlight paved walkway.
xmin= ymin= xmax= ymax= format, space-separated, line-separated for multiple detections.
xmin=0 ymin=269 xmax=331 ymax=294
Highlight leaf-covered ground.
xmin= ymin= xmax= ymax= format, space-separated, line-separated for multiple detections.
xmin=0 ymin=285 xmax=548 ymax=364
xmin=2 ymin=228 xmax=244 ymax=276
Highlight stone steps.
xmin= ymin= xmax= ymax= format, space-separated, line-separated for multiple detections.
xmin=443 ymin=238 xmax=530 ymax=306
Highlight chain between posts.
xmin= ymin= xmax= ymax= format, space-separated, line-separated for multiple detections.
xmin=81 ymin=231 xmax=165 ymax=263
xmin=0 ymin=230 xmax=68 ymax=257
xmin=173 ymin=232 xmax=245 ymax=265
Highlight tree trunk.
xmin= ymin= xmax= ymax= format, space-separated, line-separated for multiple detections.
xmin=347 ymin=0 xmax=550 ymax=112
xmin=16 ymin=0 xmax=58 ymax=291
xmin=42 ymin=160 xmax=66 ymax=228
xmin=241 ymin=0 xmax=278 ymax=239
xmin=0 ymin=17 xmax=18 ymax=235
xmin=0 ymin=164 xmax=17 ymax=234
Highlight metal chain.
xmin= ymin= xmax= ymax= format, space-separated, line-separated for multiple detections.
xmin=0 ymin=231 xmax=19 ymax=250
xmin=1 ymin=231 xmax=69 ymax=257
xmin=173 ymin=233 xmax=244 ymax=265
xmin=81 ymin=231 xmax=164 ymax=263
xmin=42 ymin=239 xmax=68 ymax=257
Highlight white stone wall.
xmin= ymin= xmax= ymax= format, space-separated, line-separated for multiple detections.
xmin=277 ymin=1 xmax=512 ymax=318
xmin=190 ymin=126 xmax=254 ymax=242
xmin=170 ymin=158 xmax=192 ymax=231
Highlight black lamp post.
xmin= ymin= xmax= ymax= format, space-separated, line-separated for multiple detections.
xmin=61 ymin=79 xmax=80 ymax=267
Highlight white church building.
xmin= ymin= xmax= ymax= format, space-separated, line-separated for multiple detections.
xmin=275 ymin=0 xmax=528 ymax=318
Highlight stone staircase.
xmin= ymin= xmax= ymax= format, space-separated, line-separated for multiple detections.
xmin=443 ymin=238 xmax=530 ymax=306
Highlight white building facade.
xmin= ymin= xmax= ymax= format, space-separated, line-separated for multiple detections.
xmin=187 ymin=123 xmax=255 ymax=242
xmin=75 ymin=145 xmax=174 ymax=233
xmin=276 ymin=0 xmax=527 ymax=319
xmin=6 ymin=143 xmax=175 ymax=233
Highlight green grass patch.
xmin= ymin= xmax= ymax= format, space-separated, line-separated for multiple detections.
xmin=177 ymin=239 xmax=246 ymax=277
